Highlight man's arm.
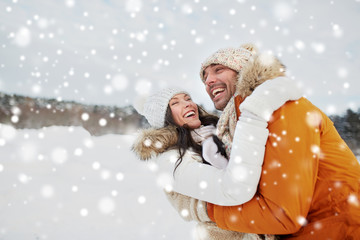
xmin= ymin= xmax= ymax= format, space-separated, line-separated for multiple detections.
xmin=208 ymin=99 xmax=320 ymax=234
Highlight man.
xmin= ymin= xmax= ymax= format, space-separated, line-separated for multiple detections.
xmin=200 ymin=43 xmax=360 ymax=239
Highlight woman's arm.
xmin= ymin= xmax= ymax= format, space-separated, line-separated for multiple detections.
xmin=154 ymin=111 xmax=268 ymax=206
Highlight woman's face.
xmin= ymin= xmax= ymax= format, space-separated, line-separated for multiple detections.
xmin=169 ymin=93 xmax=201 ymax=129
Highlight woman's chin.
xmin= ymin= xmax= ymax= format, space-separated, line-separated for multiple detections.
xmin=186 ymin=119 xmax=202 ymax=129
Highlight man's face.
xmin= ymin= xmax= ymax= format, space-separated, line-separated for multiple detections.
xmin=203 ymin=64 xmax=238 ymax=111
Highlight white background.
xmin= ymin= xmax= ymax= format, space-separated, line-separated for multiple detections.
xmin=0 ymin=0 xmax=360 ymax=115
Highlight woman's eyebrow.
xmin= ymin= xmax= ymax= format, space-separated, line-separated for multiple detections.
xmin=170 ymin=97 xmax=179 ymax=102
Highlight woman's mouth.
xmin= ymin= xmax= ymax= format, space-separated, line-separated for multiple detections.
xmin=183 ymin=110 xmax=196 ymax=118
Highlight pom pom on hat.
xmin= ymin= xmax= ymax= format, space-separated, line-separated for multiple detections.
xmin=199 ymin=43 xmax=258 ymax=82
xmin=137 ymin=87 xmax=189 ymax=128
xmin=133 ymin=94 xmax=149 ymax=116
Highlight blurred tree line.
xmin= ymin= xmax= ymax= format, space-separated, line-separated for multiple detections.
xmin=330 ymin=109 xmax=360 ymax=155
xmin=0 ymin=92 xmax=359 ymax=155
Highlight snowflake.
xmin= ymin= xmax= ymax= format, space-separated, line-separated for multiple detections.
xmin=332 ymin=24 xmax=343 ymax=38
xmin=181 ymin=209 xmax=189 ymax=217
xmin=92 ymin=161 xmax=100 ymax=170
xmin=199 ymin=181 xmax=207 ymax=189
xmin=14 ymin=27 xmax=31 ymax=47
xmin=41 ymin=185 xmax=55 ymax=198
xmin=99 ymin=118 xmax=107 ymax=127
xmin=273 ymin=2 xmax=293 ymax=21
xmin=98 ymin=197 xmax=116 ymax=214
xmin=297 ymin=216 xmax=307 ymax=226
xmin=156 ymin=173 xmax=172 ymax=189
xmin=80 ymin=208 xmax=89 ymax=217
xmin=135 ymin=79 xmax=152 ymax=95
xmin=311 ymin=42 xmax=326 ymax=54
xmin=231 ymin=166 xmax=248 ymax=181
xmin=138 ymin=195 xmax=146 ymax=204
xmin=81 ymin=113 xmax=89 ymax=121
xmin=125 ymin=0 xmax=142 ymax=13
xmin=51 ymin=147 xmax=68 ymax=164
xmin=112 ymin=74 xmax=129 ymax=91
xmin=65 ymin=0 xmax=75 ymax=8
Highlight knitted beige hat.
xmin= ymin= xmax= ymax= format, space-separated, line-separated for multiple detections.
xmin=139 ymin=88 xmax=189 ymax=128
xmin=199 ymin=43 xmax=258 ymax=82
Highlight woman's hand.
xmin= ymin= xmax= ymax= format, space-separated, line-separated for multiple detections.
xmin=239 ymin=77 xmax=303 ymax=121
xmin=202 ymin=137 xmax=228 ymax=169
xmin=191 ymin=125 xmax=216 ymax=144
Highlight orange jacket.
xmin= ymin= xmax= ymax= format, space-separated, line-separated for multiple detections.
xmin=207 ymin=96 xmax=360 ymax=239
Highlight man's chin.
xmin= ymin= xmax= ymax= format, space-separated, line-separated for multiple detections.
xmin=214 ymin=99 xmax=227 ymax=111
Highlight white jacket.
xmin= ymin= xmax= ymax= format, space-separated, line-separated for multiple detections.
xmin=151 ymin=112 xmax=268 ymax=206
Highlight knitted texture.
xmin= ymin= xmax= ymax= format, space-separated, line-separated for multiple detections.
xmin=142 ymin=88 xmax=189 ymax=128
xmin=199 ymin=43 xmax=257 ymax=82
xmin=215 ymin=96 xmax=276 ymax=240
xmin=195 ymin=222 xmax=269 ymax=240
xmin=216 ymin=96 xmax=238 ymax=157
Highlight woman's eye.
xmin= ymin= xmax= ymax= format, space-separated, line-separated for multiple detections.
xmin=171 ymin=102 xmax=178 ymax=106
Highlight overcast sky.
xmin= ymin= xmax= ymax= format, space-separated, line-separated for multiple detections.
xmin=0 ymin=0 xmax=359 ymax=115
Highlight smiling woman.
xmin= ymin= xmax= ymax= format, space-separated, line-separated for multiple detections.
xmin=168 ymin=93 xmax=201 ymax=129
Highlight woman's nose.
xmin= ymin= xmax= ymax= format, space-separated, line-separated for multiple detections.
xmin=181 ymin=100 xmax=191 ymax=108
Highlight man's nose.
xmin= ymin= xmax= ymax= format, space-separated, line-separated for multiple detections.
xmin=204 ymin=73 xmax=215 ymax=86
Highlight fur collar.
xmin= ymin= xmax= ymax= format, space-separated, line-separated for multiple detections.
xmin=236 ymin=53 xmax=286 ymax=98
xmin=132 ymin=53 xmax=286 ymax=160
xmin=132 ymin=125 xmax=178 ymax=161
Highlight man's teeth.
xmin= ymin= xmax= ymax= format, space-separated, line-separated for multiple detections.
xmin=212 ymin=88 xmax=225 ymax=97
xmin=184 ymin=111 xmax=195 ymax=118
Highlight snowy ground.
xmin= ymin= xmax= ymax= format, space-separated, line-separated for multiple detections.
xmin=0 ymin=125 xmax=195 ymax=240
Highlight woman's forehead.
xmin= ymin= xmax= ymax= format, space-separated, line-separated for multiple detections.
xmin=171 ymin=93 xmax=189 ymax=100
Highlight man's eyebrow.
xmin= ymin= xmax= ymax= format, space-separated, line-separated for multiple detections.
xmin=204 ymin=64 xmax=220 ymax=75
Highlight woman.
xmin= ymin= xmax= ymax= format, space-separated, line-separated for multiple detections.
xmin=132 ymin=81 xmax=301 ymax=239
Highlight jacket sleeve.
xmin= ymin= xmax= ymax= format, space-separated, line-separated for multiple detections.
xmin=164 ymin=191 xmax=211 ymax=222
xmin=208 ymin=99 xmax=321 ymax=234
xmin=153 ymin=111 xmax=269 ymax=206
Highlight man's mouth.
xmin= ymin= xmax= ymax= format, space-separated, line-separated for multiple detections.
xmin=212 ymin=88 xmax=225 ymax=99
xmin=184 ymin=110 xmax=196 ymax=118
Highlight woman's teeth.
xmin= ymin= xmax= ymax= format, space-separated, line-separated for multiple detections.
xmin=184 ymin=111 xmax=195 ymax=118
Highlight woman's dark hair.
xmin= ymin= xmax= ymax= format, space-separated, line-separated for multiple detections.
xmin=164 ymin=105 xmax=227 ymax=175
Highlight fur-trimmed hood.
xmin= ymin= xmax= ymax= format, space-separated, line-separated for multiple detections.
xmin=236 ymin=52 xmax=286 ymax=98
xmin=131 ymin=125 xmax=178 ymax=161
xmin=132 ymin=53 xmax=286 ymax=161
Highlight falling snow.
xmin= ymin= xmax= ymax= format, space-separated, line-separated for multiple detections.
xmin=0 ymin=0 xmax=360 ymax=239
xmin=0 ymin=126 xmax=195 ymax=239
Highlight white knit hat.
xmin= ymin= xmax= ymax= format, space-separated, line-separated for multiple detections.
xmin=138 ymin=88 xmax=189 ymax=128
xmin=199 ymin=43 xmax=258 ymax=82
